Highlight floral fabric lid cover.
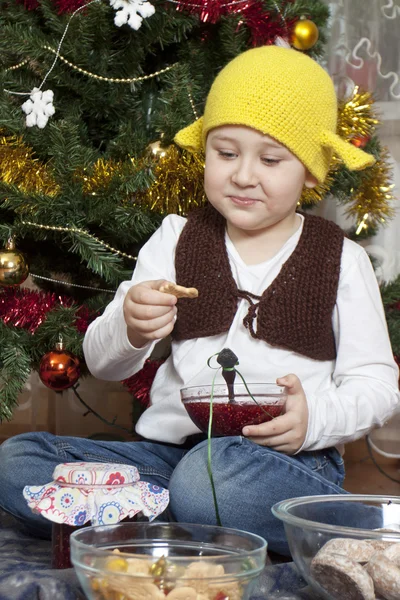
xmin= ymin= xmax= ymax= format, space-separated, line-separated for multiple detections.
xmin=23 ymin=462 xmax=169 ymax=527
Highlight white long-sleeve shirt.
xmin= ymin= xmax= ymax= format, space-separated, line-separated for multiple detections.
xmin=83 ymin=214 xmax=400 ymax=450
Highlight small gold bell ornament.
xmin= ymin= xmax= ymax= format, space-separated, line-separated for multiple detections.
xmin=0 ymin=238 xmax=29 ymax=287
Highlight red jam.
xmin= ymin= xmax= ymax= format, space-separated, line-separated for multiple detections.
xmin=52 ymin=522 xmax=85 ymax=569
xmin=184 ymin=400 xmax=284 ymax=436
xmin=52 ymin=515 xmax=138 ymax=569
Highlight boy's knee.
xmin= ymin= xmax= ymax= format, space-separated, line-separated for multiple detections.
xmin=168 ymin=438 xmax=240 ymax=522
xmin=171 ymin=438 xmax=239 ymax=484
xmin=0 ymin=435 xmax=33 ymax=513
xmin=0 ymin=431 xmax=45 ymax=460
xmin=0 ymin=432 xmax=54 ymax=491
xmin=0 ymin=433 xmax=59 ymax=536
xmin=0 ymin=433 xmax=29 ymax=466
xmin=168 ymin=439 xmax=293 ymax=554
xmin=0 ymin=434 xmax=35 ymax=486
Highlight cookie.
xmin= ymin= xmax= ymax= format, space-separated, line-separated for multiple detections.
xmin=311 ymin=552 xmax=375 ymax=600
xmin=317 ymin=538 xmax=395 ymax=563
xmin=159 ymin=283 xmax=198 ymax=299
xmin=382 ymin=543 xmax=400 ymax=567
xmin=367 ymin=552 xmax=400 ymax=600
xmin=166 ymin=587 xmax=197 ymax=600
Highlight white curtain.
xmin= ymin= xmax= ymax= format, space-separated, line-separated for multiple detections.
xmin=318 ymin=0 xmax=400 ymax=283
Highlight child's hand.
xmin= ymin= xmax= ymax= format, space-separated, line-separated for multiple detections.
xmin=242 ymin=374 xmax=308 ymax=455
xmin=123 ymin=280 xmax=177 ymax=348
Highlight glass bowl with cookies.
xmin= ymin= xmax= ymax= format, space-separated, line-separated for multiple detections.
xmin=272 ymin=494 xmax=400 ymax=600
xmin=70 ymin=521 xmax=267 ymax=600
xmin=181 ymin=382 xmax=287 ymax=436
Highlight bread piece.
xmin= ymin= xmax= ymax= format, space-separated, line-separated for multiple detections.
xmin=159 ymin=283 xmax=198 ymax=299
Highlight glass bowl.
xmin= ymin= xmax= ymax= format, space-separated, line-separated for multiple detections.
xmin=272 ymin=494 xmax=400 ymax=600
xmin=70 ymin=521 xmax=267 ymax=600
xmin=181 ymin=383 xmax=286 ymax=436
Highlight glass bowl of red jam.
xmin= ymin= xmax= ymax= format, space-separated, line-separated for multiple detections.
xmin=70 ymin=521 xmax=267 ymax=600
xmin=181 ymin=383 xmax=287 ymax=436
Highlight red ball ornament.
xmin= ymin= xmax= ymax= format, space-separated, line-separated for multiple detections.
xmin=39 ymin=341 xmax=80 ymax=391
xmin=351 ymin=135 xmax=370 ymax=149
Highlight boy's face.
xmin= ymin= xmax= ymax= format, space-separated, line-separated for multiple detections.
xmin=204 ymin=125 xmax=317 ymax=237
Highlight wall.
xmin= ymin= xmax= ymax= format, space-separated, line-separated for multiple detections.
xmin=0 ymin=372 xmax=134 ymax=442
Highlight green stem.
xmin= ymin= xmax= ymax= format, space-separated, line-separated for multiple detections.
xmin=207 ymin=352 xmax=221 ymax=369
xmin=234 ymin=368 xmax=276 ymax=420
xmin=208 ymin=368 xmax=222 ymax=527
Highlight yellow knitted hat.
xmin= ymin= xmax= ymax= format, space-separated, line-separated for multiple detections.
xmin=174 ymin=46 xmax=375 ymax=183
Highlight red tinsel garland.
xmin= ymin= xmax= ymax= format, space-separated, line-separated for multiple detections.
xmin=17 ymin=0 xmax=89 ymax=13
xmin=176 ymin=0 xmax=296 ymax=45
xmin=123 ymin=359 xmax=164 ymax=408
xmin=17 ymin=0 xmax=40 ymax=9
xmin=54 ymin=0 xmax=88 ymax=14
xmin=175 ymin=0 xmax=247 ymax=23
xmin=75 ymin=304 xmax=96 ymax=333
xmin=0 ymin=288 xmax=95 ymax=333
xmin=239 ymin=1 xmax=297 ymax=47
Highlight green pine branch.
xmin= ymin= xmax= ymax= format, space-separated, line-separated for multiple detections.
xmin=0 ymin=325 xmax=32 ymax=421
xmin=67 ymin=229 xmax=131 ymax=284
xmin=381 ymin=277 xmax=400 ymax=357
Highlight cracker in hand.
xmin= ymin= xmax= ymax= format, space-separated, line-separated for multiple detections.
xmin=159 ymin=282 xmax=198 ymax=299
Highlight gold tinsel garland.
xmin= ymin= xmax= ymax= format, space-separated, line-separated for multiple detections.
xmin=336 ymin=88 xmax=394 ymax=231
xmin=346 ymin=147 xmax=395 ymax=227
xmin=337 ymin=87 xmax=379 ymax=141
xmin=299 ymin=170 xmax=335 ymax=206
xmin=298 ymin=88 xmax=380 ymax=209
xmin=137 ymin=144 xmax=205 ymax=214
xmin=0 ymin=87 xmax=393 ymax=225
xmin=74 ymin=158 xmax=129 ymax=195
xmin=0 ymin=132 xmax=59 ymax=196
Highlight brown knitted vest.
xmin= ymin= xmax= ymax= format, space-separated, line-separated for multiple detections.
xmin=173 ymin=204 xmax=344 ymax=361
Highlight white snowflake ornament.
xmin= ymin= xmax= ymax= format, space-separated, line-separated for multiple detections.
xmin=21 ymin=88 xmax=55 ymax=129
xmin=109 ymin=0 xmax=155 ymax=30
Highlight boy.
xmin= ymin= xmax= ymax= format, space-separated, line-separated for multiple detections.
xmin=0 ymin=46 xmax=398 ymax=555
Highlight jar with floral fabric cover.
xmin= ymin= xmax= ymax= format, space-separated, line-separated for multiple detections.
xmin=23 ymin=462 xmax=169 ymax=569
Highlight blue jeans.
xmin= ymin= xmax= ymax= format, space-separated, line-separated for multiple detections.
xmin=0 ymin=432 xmax=346 ymax=555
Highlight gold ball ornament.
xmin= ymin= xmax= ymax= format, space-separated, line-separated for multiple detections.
xmin=39 ymin=341 xmax=81 ymax=391
xmin=0 ymin=239 xmax=29 ymax=287
xmin=147 ymin=140 xmax=168 ymax=161
xmin=291 ymin=19 xmax=319 ymax=51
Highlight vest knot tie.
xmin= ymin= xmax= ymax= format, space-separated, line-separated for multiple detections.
xmin=237 ymin=289 xmax=261 ymax=339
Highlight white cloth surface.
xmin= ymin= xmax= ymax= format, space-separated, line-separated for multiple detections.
xmin=83 ymin=214 xmax=400 ymax=451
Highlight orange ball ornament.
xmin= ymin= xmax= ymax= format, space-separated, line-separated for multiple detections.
xmin=291 ymin=19 xmax=319 ymax=51
xmin=0 ymin=239 xmax=29 ymax=287
xmin=351 ymin=135 xmax=370 ymax=149
xmin=39 ymin=342 xmax=81 ymax=391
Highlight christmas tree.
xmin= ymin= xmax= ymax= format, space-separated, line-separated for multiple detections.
xmin=0 ymin=0 xmax=394 ymax=420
